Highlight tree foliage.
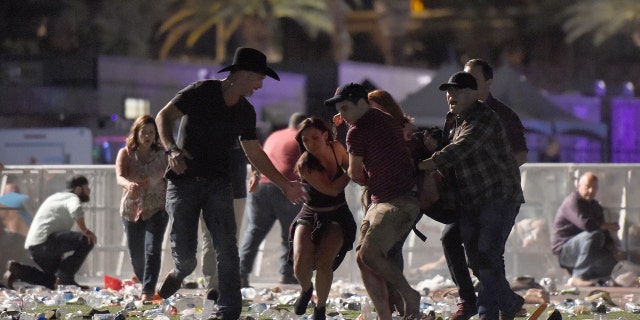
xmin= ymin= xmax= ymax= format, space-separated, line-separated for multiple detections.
xmin=156 ymin=0 xmax=334 ymax=60
xmin=94 ymin=0 xmax=169 ymax=57
xmin=563 ymin=0 xmax=640 ymax=47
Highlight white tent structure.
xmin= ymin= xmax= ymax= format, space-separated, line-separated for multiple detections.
xmin=491 ymin=66 xmax=607 ymax=141
xmin=401 ymin=63 xmax=461 ymax=128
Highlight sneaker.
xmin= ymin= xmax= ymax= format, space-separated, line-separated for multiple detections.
xmin=140 ymin=293 xmax=154 ymax=305
xmin=451 ymin=301 xmax=478 ymax=320
xmin=293 ymin=284 xmax=314 ymax=315
xmin=499 ymin=294 xmax=525 ymax=320
xmin=3 ymin=260 xmax=20 ymax=290
xmin=313 ymin=306 xmax=326 ymax=320
xmin=158 ymin=272 xmax=182 ymax=299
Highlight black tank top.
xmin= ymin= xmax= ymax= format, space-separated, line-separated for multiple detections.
xmin=304 ymin=145 xmax=347 ymax=208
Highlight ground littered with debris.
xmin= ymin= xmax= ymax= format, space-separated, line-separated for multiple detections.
xmin=3 ymin=275 xmax=640 ymax=320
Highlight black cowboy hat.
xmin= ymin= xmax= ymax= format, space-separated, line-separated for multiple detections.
xmin=217 ymin=47 xmax=280 ymax=81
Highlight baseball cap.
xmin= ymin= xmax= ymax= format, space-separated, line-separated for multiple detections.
xmin=66 ymin=175 xmax=89 ymax=190
xmin=324 ymin=83 xmax=369 ymax=107
xmin=438 ymin=72 xmax=478 ymax=91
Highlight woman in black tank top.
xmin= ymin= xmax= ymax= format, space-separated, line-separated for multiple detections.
xmin=288 ymin=117 xmax=356 ymax=320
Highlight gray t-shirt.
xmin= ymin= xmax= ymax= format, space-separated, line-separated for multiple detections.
xmin=24 ymin=192 xmax=84 ymax=249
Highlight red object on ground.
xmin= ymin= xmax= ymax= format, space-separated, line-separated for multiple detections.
xmin=104 ymin=275 xmax=123 ymax=290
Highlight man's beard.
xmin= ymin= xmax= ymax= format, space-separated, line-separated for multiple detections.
xmin=78 ymin=192 xmax=90 ymax=203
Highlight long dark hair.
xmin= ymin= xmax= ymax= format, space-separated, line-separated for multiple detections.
xmin=126 ymin=115 xmax=162 ymax=151
xmin=295 ymin=117 xmax=335 ymax=175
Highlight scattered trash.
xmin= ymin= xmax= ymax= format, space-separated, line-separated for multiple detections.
xmin=585 ymin=290 xmax=617 ymax=307
xmin=558 ymin=287 xmax=580 ymax=295
xmin=539 ymin=277 xmax=556 ymax=294
xmin=3 ymin=274 xmax=640 ymax=320
xmin=103 ymin=275 xmax=122 ymax=291
xmin=626 ymin=301 xmax=640 ymax=313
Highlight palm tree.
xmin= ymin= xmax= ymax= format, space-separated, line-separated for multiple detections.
xmin=377 ymin=0 xmax=410 ymax=64
xmin=94 ymin=0 xmax=170 ymax=57
xmin=563 ymin=0 xmax=640 ymax=48
xmin=157 ymin=0 xmax=336 ymax=62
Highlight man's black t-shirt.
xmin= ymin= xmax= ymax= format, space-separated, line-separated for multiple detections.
xmin=168 ymin=80 xmax=257 ymax=180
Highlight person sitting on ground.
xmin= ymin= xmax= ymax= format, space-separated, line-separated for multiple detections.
xmin=3 ymin=175 xmax=96 ymax=290
xmin=551 ymin=171 xmax=623 ymax=286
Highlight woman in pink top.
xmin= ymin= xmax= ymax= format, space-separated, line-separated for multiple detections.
xmin=116 ymin=115 xmax=168 ymax=303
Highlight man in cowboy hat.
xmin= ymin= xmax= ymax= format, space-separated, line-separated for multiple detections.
xmin=155 ymin=47 xmax=307 ymax=320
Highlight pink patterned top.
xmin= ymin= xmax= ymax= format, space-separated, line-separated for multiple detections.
xmin=119 ymin=147 xmax=167 ymax=221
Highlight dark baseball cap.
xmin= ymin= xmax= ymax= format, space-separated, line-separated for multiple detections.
xmin=324 ymin=82 xmax=369 ymax=107
xmin=66 ymin=175 xmax=89 ymax=190
xmin=438 ymin=72 xmax=478 ymax=91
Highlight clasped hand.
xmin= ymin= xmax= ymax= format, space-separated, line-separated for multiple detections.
xmin=168 ymin=149 xmax=193 ymax=175
xmin=284 ymin=180 xmax=309 ymax=205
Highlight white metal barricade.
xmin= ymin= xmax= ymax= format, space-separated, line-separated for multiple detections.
xmin=2 ymin=164 xmax=640 ymax=286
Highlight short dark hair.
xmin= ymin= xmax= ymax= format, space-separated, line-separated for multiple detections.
xmin=66 ymin=175 xmax=89 ymax=190
xmin=465 ymin=59 xmax=493 ymax=80
xmin=289 ymin=112 xmax=307 ymax=128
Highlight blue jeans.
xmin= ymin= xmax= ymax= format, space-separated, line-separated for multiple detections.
xmin=122 ymin=211 xmax=168 ymax=294
xmin=558 ymin=230 xmax=618 ymax=280
xmin=239 ymin=183 xmax=300 ymax=280
xmin=166 ymin=177 xmax=241 ymax=319
xmin=459 ymin=198 xmax=520 ymax=320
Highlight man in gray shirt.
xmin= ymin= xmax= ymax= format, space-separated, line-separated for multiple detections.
xmin=3 ymin=175 xmax=96 ymax=290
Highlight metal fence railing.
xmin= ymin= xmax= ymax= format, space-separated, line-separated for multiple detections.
xmin=2 ymin=164 xmax=640 ymax=285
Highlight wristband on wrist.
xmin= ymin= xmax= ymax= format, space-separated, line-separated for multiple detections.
xmin=164 ymin=145 xmax=179 ymax=155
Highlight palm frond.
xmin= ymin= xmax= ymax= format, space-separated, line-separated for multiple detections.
xmin=157 ymin=0 xmax=333 ymax=58
xmin=186 ymin=16 xmax=220 ymax=48
xmin=185 ymin=2 xmax=228 ymax=48
xmin=159 ymin=22 xmax=198 ymax=59
xmin=222 ymin=15 xmax=246 ymax=41
xmin=563 ymin=0 xmax=640 ymax=46
xmin=157 ymin=8 xmax=195 ymax=34
xmin=273 ymin=0 xmax=333 ymax=37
